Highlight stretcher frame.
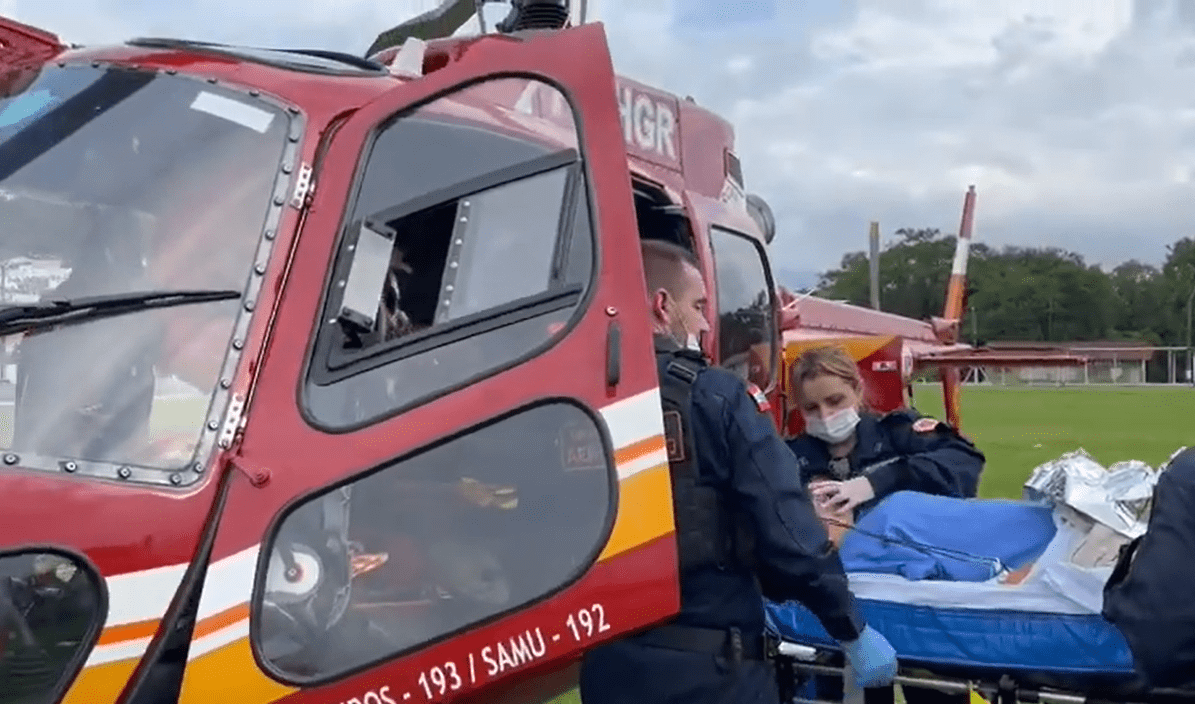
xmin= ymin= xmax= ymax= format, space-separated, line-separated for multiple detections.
xmin=773 ymin=641 xmax=1195 ymax=704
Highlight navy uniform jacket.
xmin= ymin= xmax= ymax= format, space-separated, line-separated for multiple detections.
xmin=785 ymin=409 xmax=986 ymax=508
xmin=667 ymin=354 xmax=865 ymax=644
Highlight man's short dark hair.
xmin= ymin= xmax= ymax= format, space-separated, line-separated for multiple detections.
xmin=641 ymin=238 xmax=700 ymax=298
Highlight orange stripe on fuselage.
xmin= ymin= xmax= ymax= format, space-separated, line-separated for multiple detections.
xmin=598 ymin=462 xmax=675 ymax=561
xmin=96 ymin=618 xmax=159 ymax=646
xmin=613 ymin=434 xmax=665 ymax=466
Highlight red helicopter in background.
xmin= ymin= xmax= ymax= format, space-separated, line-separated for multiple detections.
xmin=0 ymin=1 xmax=1084 ymax=703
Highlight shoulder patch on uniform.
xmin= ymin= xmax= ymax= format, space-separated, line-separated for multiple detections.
xmin=746 ymin=383 xmax=771 ymax=413
xmin=912 ymin=417 xmax=940 ymax=433
xmin=662 ymin=410 xmax=686 ymax=462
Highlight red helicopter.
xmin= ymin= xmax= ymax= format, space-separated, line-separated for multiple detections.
xmin=0 ymin=2 xmax=1084 ymax=703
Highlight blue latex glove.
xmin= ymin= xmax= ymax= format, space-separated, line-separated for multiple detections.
xmin=840 ymin=625 xmax=898 ymax=688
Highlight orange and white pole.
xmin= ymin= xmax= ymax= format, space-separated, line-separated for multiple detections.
xmin=941 ymin=186 xmax=976 ymax=430
xmin=943 ymin=185 xmax=976 ymax=322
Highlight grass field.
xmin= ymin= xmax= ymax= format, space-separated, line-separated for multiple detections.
xmin=548 ymin=383 xmax=1194 ymax=704
xmin=907 ymin=383 xmax=1191 ymax=498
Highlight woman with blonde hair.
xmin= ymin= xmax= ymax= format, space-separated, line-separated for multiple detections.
xmin=784 ymin=344 xmax=986 ymax=704
xmin=787 ymin=345 xmax=985 ymax=518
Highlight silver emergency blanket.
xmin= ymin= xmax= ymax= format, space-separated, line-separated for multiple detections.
xmin=1023 ymin=447 xmax=1189 ymax=540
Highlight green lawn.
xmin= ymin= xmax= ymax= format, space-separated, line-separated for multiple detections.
xmin=907 ymin=383 xmax=1192 ymax=498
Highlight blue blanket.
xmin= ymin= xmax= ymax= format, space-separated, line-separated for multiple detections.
xmin=837 ymin=491 xmax=1057 ymax=581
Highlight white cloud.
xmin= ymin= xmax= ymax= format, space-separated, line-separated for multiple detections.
xmin=3 ymin=0 xmax=1195 ymax=278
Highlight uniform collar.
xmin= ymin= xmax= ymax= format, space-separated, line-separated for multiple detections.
xmin=852 ymin=412 xmax=884 ymax=459
xmin=653 ymin=333 xmax=682 ymax=354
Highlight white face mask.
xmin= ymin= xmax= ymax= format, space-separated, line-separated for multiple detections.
xmin=804 ymin=406 xmax=860 ymax=444
xmin=684 ymin=332 xmax=702 ymax=352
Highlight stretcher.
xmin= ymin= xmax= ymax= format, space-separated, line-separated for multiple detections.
xmin=764 ymin=487 xmax=1195 ymax=704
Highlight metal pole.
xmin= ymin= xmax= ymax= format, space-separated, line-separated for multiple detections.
xmin=869 ymin=221 xmax=880 ymax=310
xmin=1186 ymin=272 xmax=1193 ymax=385
xmin=842 ymin=660 xmax=864 ymax=704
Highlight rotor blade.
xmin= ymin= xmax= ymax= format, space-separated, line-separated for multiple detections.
xmin=366 ymin=0 xmax=479 ymax=57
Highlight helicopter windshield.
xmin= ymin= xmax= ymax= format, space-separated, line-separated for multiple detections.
xmin=0 ymin=63 xmax=290 ymax=481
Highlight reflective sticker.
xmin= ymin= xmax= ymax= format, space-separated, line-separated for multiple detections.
xmin=913 ymin=417 xmax=940 ymax=433
xmin=560 ymin=421 xmax=604 ymax=472
xmin=746 ymin=383 xmax=771 ymax=413
xmin=662 ymin=410 xmax=685 ymax=462
xmin=190 ymin=90 xmax=274 ymax=133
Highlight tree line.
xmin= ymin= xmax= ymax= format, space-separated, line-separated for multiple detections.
xmin=813 ymin=228 xmax=1195 ymax=348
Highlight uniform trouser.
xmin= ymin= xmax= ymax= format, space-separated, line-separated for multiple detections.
xmin=579 ymin=639 xmax=782 ymax=704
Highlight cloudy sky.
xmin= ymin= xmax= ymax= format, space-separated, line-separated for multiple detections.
xmin=5 ymin=0 xmax=1194 ymax=284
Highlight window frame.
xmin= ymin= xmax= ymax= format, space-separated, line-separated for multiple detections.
xmin=709 ymin=224 xmax=781 ymax=394
xmin=0 ymin=64 xmax=304 ymax=489
xmin=312 ymin=147 xmax=584 ymax=382
xmin=299 ymin=83 xmax=601 ymax=428
xmin=249 ymin=396 xmax=621 ymax=687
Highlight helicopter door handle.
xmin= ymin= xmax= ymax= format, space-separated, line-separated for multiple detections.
xmin=606 ymin=320 xmax=621 ymax=387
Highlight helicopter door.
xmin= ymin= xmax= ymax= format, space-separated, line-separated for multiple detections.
xmin=176 ymin=23 xmax=678 ymax=704
xmin=686 ymin=190 xmax=784 ymax=422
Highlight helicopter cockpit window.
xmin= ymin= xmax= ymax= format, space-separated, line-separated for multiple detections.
xmin=254 ymin=401 xmax=613 ymax=685
xmin=0 ymin=63 xmax=292 ymax=485
xmin=710 ymin=226 xmax=777 ymax=393
xmin=304 ymin=78 xmax=594 ymax=430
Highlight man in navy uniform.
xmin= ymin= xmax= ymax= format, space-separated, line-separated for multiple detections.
xmin=578 ymin=239 xmax=897 ymax=703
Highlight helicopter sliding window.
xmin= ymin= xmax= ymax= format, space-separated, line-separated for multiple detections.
xmin=338 ymin=150 xmax=578 ymax=350
xmin=304 ymin=78 xmax=595 ymax=430
xmin=709 ymin=225 xmax=778 ymax=393
xmin=632 ymin=180 xmax=696 ymax=254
